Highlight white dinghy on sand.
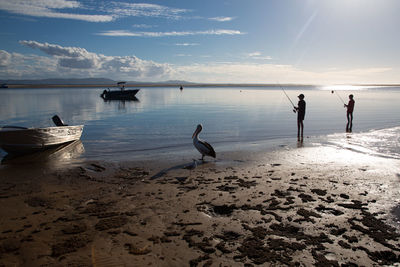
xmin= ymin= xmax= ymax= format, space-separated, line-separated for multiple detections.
xmin=0 ymin=115 xmax=84 ymax=154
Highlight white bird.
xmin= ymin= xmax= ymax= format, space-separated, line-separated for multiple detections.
xmin=192 ymin=124 xmax=216 ymax=161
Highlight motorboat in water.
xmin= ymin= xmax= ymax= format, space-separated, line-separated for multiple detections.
xmin=101 ymin=82 xmax=140 ymax=100
xmin=0 ymin=115 xmax=84 ymax=154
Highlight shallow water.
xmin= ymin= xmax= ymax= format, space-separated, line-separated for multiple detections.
xmin=1 ymin=85 xmax=400 ymax=162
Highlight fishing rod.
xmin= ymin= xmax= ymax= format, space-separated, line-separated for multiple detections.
xmin=278 ymin=83 xmax=296 ymax=113
xmin=331 ymin=90 xmax=345 ymax=105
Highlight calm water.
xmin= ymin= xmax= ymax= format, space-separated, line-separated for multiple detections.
xmin=1 ymin=86 xmax=400 ymax=161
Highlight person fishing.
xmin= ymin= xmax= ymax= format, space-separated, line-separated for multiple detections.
xmin=344 ymin=94 xmax=355 ymax=132
xmin=294 ymin=94 xmax=306 ymax=141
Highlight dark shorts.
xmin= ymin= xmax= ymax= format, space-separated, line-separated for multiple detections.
xmin=297 ymin=113 xmax=305 ymax=121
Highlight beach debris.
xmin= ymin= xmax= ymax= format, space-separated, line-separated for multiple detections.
xmin=189 ymin=255 xmax=210 ymax=267
xmin=86 ymin=163 xmax=106 ymax=172
xmin=52 ymin=235 xmax=90 ymax=257
xmin=315 ymin=205 xmax=344 ymax=216
xmin=212 ymin=204 xmax=237 ymax=216
xmin=0 ymin=238 xmax=20 ymax=253
xmin=295 ymin=208 xmax=322 ymax=223
xmin=95 ymin=216 xmax=128 ymax=231
xmin=216 ymin=241 xmax=231 ymax=253
xmin=116 ymin=167 xmax=149 ymax=180
xmin=338 ymin=200 xmax=367 ymax=210
xmin=124 ymin=243 xmax=151 ymax=255
xmin=311 ymin=188 xmax=327 ymax=196
xmin=123 ymin=230 xmax=138 ymax=236
xmin=340 ymin=193 xmax=350 ymax=199
xmin=61 ymin=223 xmax=87 ymax=235
xmin=298 ymin=193 xmax=316 ymax=203
xmin=235 ymin=178 xmax=257 ymax=188
xmin=175 ymin=176 xmax=188 ymax=183
xmin=215 ymin=231 xmax=241 ymax=242
xmin=216 ymin=184 xmax=237 ymax=192
xmin=25 ymin=196 xmax=52 ymax=208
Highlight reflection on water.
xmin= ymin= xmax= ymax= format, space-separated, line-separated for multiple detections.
xmin=1 ymin=86 xmax=400 ymax=161
xmin=1 ymin=140 xmax=84 ymax=167
xmin=102 ymin=97 xmax=140 ymax=110
xmin=325 ymin=126 xmax=400 ymax=160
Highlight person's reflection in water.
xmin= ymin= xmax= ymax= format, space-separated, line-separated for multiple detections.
xmin=297 ymin=140 xmax=304 ymax=148
xmin=344 ymin=94 xmax=355 ymax=133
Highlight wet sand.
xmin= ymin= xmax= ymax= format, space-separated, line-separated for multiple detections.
xmin=0 ymin=144 xmax=400 ymax=266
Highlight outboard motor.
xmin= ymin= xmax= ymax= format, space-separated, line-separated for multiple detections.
xmin=52 ymin=115 xmax=68 ymax=126
xmin=101 ymin=89 xmax=108 ymax=99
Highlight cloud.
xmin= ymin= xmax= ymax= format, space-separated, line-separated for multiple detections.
xmin=0 ymin=50 xmax=11 ymax=67
xmin=20 ymin=40 xmax=92 ymax=58
xmin=247 ymin=52 xmax=262 ymax=57
xmin=13 ymin=40 xmax=172 ymax=80
xmin=245 ymin=52 xmax=272 ymax=60
xmin=0 ymin=1 xmax=235 ymax=25
xmin=132 ymin=24 xmax=155 ymax=29
xmin=108 ymin=2 xmax=189 ymax=20
xmin=209 ymin=16 xmax=235 ymax=22
xmin=2 ymin=41 xmax=396 ymax=84
xmin=96 ymin=29 xmax=245 ymax=37
xmin=0 ymin=0 xmax=113 ymax=22
xmin=0 ymin=51 xmax=58 ymax=78
xmin=173 ymin=62 xmax=395 ymax=84
xmin=175 ymin=43 xmax=199 ymax=46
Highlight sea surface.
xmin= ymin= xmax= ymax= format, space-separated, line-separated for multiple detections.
xmin=0 ymin=85 xmax=400 ymax=163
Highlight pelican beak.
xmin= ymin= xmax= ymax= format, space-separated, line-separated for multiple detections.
xmin=192 ymin=125 xmax=203 ymax=138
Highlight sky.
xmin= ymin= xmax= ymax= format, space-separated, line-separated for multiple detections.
xmin=0 ymin=0 xmax=400 ymax=84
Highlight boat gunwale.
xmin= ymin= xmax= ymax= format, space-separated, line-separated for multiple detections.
xmin=1 ymin=125 xmax=84 ymax=132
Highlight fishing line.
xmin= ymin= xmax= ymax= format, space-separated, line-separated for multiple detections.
xmin=278 ymin=83 xmax=296 ymax=113
xmin=331 ymin=90 xmax=345 ymax=105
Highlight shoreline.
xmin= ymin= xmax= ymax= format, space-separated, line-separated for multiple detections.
xmin=1 ymin=143 xmax=399 ymax=266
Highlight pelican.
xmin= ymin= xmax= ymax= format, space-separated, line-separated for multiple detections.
xmin=192 ymin=124 xmax=216 ymax=161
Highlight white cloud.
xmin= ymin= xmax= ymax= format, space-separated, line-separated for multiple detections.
xmin=0 ymin=0 xmax=113 ymax=22
xmin=1 ymin=42 xmax=396 ymax=84
xmin=132 ymin=24 xmax=155 ymax=29
xmin=108 ymin=2 xmax=189 ymax=20
xmin=209 ymin=16 xmax=235 ymax=22
xmin=10 ymin=40 xmax=172 ymax=80
xmin=247 ymin=52 xmax=261 ymax=57
xmin=0 ymin=52 xmax=59 ymax=78
xmin=95 ymin=30 xmax=142 ymax=37
xmin=245 ymin=52 xmax=272 ymax=60
xmin=96 ymin=29 xmax=245 ymax=37
xmin=0 ymin=50 xmax=11 ymax=67
xmin=0 ymin=1 xmax=237 ymax=26
xmin=20 ymin=40 xmax=92 ymax=58
xmin=175 ymin=43 xmax=199 ymax=46
xmin=173 ymin=62 xmax=395 ymax=84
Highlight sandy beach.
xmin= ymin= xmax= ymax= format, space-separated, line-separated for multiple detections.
xmin=0 ymin=144 xmax=400 ymax=266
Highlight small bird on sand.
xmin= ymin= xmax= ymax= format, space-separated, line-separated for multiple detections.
xmin=192 ymin=124 xmax=216 ymax=161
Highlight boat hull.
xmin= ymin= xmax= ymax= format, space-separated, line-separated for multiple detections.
xmin=101 ymin=89 xmax=139 ymax=100
xmin=0 ymin=125 xmax=84 ymax=154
